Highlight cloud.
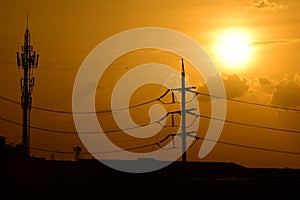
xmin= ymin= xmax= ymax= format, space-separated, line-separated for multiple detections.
xmin=244 ymin=76 xmax=276 ymax=105
xmin=258 ymin=76 xmax=271 ymax=85
xmin=196 ymin=72 xmax=300 ymax=108
xmin=247 ymin=0 xmax=287 ymax=12
xmin=272 ymin=79 xmax=300 ymax=108
xmin=223 ymin=74 xmax=251 ymax=98
xmin=242 ymin=73 xmax=300 ymax=108
xmin=293 ymin=72 xmax=300 ymax=85
xmin=197 ymin=74 xmax=250 ymax=101
xmin=250 ymin=39 xmax=300 ymax=46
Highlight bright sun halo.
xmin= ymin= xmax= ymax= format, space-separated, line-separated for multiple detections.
xmin=214 ymin=29 xmax=253 ymax=70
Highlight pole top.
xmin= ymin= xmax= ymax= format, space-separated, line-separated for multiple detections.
xmin=181 ymin=58 xmax=185 ymax=75
xmin=26 ymin=12 xmax=29 ymax=30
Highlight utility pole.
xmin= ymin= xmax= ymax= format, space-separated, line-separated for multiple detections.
xmin=16 ymin=14 xmax=39 ymax=156
xmin=73 ymin=146 xmax=82 ymax=161
xmin=181 ymin=58 xmax=187 ymax=163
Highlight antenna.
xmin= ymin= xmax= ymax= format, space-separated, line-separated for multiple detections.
xmin=26 ymin=12 xmax=28 ymax=29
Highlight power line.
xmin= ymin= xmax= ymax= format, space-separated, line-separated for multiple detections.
xmin=3 ymin=102 xmax=299 ymax=156
xmin=1 ymin=106 xmax=300 ymax=135
xmin=7 ymin=132 xmax=300 ymax=156
xmin=193 ymin=136 xmax=300 ymax=155
xmin=0 ymin=112 xmax=178 ymax=135
xmin=1 ymin=88 xmax=300 ymax=115
xmin=0 ymin=116 xmax=75 ymax=134
xmin=0 ymin=86 xmax=300 ymax=114
xmin=165 ymin=112 xmax=300 ymax=134
xmin=0 ymin=90 xmax=173 ymax=114
xmin=31 ymin=146 xmax=74 ymax=154
xmin=1 ymin=85 xmax=300 ymax=157
xmin=198 ymin=114 xmax=300 ymax=134
xmin=195 ymin=91 xmax=300 ymax=112
xmin=0 ymin=96 xmax=19 ymax=105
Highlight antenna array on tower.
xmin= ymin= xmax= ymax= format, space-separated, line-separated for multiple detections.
xmin=16 ymin=14 xmax=39 ymax=156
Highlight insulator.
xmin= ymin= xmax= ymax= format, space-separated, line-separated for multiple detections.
xmin=20 ymin=78 xmax=23 ymax=88
xmin=16 ymin=52 xmax=21 ymax=68
xmin=28 ymin=97 xmax=32 ymax=110
xmin=172 ymin=92 xmax=175 ymax=103
xmin=159 ymin=89 xmax=170 ymax=99
xmin=30 ymin=77 xmax=35 ymax=87
xmin=30 ymin=54 xmax=35 ymax=66
xmin=35 ymin=54 xmax=39 ymax=68
xmin=21 ymin=53 xmax=25 ymax=66
xmin=172 ymin=137 xmax=175 ymax=148
xmin=171 ymin=114 xmax=174 ymax=127
xmin=21 ymin=96 xmax=24 ymax=109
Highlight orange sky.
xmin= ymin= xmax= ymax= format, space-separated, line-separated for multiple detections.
xmin=0 ymin=0 xmax=300 ymax=169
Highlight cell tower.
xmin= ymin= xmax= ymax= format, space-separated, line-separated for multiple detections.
xmin=16 ymin=14 xmax=39 ymax=156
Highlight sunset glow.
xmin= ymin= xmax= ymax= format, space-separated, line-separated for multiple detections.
xmin=0 ymin=0 xmax=299 ymax=172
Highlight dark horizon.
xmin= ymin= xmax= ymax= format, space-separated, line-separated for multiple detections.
xmin=1 ymin=134 xmax=300 ymax=199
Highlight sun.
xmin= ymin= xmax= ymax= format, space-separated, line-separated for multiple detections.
xmin=214 ymin=29 xmax=254 ymax=71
